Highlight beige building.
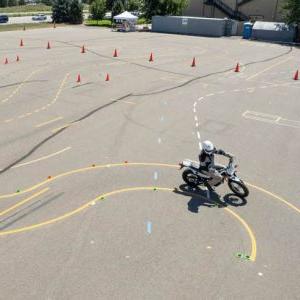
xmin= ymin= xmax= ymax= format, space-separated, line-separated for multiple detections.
xmin=184 ymin=0 xmax=285 ymax=22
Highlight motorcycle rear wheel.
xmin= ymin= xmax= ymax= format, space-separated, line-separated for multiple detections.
xmin=228 ymin=180 xmax=249 ymax=198
xmin=182 ymin=169 xmax=199 ymax=188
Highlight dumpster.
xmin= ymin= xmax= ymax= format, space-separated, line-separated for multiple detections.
xmin=243 ymin=22 xmax=253 ymax=39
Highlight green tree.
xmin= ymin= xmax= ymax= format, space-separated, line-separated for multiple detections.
xmin=159 ymin=0 xmax=187 ymax=16
xmin=126 ymin=0 xmax=142 ymax=11
xmin=283 ymin=0 xmax=300 ymax=41
xmin=112 ymin=0 xmax=124 ymax=17
xmin=52 ymin=0 xmax=70 ymax=23
xmin=144 ymin=0 xmax=160 ymax=19
xmin=106 ymin=0 xmax=114 ymax=10
xmin=90 ymin=0 xmax=106 ymax=22
xmin=8 ymin=0 xmax=17 ymax=6
xmin=69 ymin=0 xmax=83 ymax=24
xmin=144 ymin=0 xmax=188 ymax=19
xmin=0 ymin=0 xmax=6 ymax=8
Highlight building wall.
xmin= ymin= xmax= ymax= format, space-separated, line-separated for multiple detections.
xmin=184 ymin=0 xmax=285 ymax=22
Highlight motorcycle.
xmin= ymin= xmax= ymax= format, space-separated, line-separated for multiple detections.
xmin=179 ymin=157 xmax=249 ymax=198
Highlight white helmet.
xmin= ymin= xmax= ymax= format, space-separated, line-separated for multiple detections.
xmin=202 ymin=140 xmax=214 ymax=154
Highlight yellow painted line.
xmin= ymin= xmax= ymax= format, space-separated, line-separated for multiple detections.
xmin=175 ymin=188 xmax=256 ymax=261
xmin=35 ymin=117 xmax=63 ymax=128
xmin=224 ymin=207 xmax=256 ymax=261
xmin=11 ymin=147 xmax=71 ymax=169
xmin=0 ymin=188 xmax=49 ymax=217
xmin=246 ymin=57 xmax=292 ymax=81
xmin=0 ymin=163 xmax=178 ymax=200
xmin=0 ymin=162 xmax=297 ymax=217
xmin=246 ymin=181 xmax=300 ymax=214
xmin=0 ymin=162 xmax=298 ymax=216
xmin=0 ymin=186 xmax=257 ymax=262
xmin=0 ymin=69 xmax=39 ymax=104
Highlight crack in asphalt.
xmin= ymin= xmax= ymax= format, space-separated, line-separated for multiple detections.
xmin=0 ymin=42 xmax=293 ymax=175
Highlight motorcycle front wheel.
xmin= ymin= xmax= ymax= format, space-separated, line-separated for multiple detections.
xmin=182 ymin=169 xmax=199 ymax=188
xmin=228 ymin=180 xmax=249 ymax=198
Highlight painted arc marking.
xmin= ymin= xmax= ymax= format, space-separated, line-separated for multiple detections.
xmin=0 ymin=188 xmax=49 ymax=217
xmin=0 ymin=162 xmax=297 ymax=216
xmin=245 ymin=181 xmax=300 ymax=214
xmin=147 ymin=221 xmax=152 ymax=234
xmin=0 ymin=186 xmax=257 ymax=262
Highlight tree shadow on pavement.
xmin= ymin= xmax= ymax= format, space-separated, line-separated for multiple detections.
xmin=173 ymin=184 xmax=247 ymax=213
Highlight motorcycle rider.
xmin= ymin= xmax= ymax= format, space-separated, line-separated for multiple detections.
xmin=199 ymin=140 xmax=233 ymax=191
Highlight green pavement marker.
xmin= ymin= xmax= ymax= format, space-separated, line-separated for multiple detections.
xmin=153 ymin=188 xmax=157 ymax=191
xmin=235 ymin=253 xmax=250 ymax=261
xmin=16 ymin=190 xmax=20 ymax=193
xmin=100 ymin=197 xmax=105 ymax=200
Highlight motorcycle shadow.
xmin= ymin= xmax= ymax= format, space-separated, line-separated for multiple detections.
xmin=173 ymin=184 xmax=247 ymax=213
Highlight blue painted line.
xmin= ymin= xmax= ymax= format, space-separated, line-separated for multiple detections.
xmin=147 ymin=221 xmax=152 ymax=234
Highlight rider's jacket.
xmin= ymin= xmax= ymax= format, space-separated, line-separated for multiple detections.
xmin=198 ymin=148 xmax=226 ymax=171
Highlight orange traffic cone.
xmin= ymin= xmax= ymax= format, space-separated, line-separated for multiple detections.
xmin=47 ymin=41 xmax=51 ymax=49
xmin=149 ymin=52 xmax=154 ymax=62
xmin=105 ymin=73 xmax=110 ymax=81
xmin=293 ymin=70 xmax=299 ymax=81
xmin=77 ymin=74 xmax=81 ymax=83
xmin=235 ymin=63 xmax=240 ymax=72
xmin=113 ymin=49 xmax=118 ymax=57
xmin=20 ymin=39 xmax=24 ymax=47
xmin=191 ymin=57 xmax=196 ymax=67
xmin=16 ymin=55 xmax=20 ymax=62
xmin=4 ymin=58 xmax=8 ymax=64
xmin=81 ymin=45 xmax=86 ymax=53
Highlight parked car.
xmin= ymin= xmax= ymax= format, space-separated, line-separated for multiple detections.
xmin=0 ymin=15 xmax=9 ymax=23
xmin=32 ymin=14 xmax=47 ymax=21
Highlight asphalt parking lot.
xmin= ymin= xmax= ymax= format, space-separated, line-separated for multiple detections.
xmin=0 ymin=25 xmax=299 ymax=299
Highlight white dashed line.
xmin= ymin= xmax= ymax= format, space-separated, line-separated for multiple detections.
xmin=197 ymin=131 xmax=201 ymax=139
xmin=194 ymin=116 xmax=198 ymax=122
